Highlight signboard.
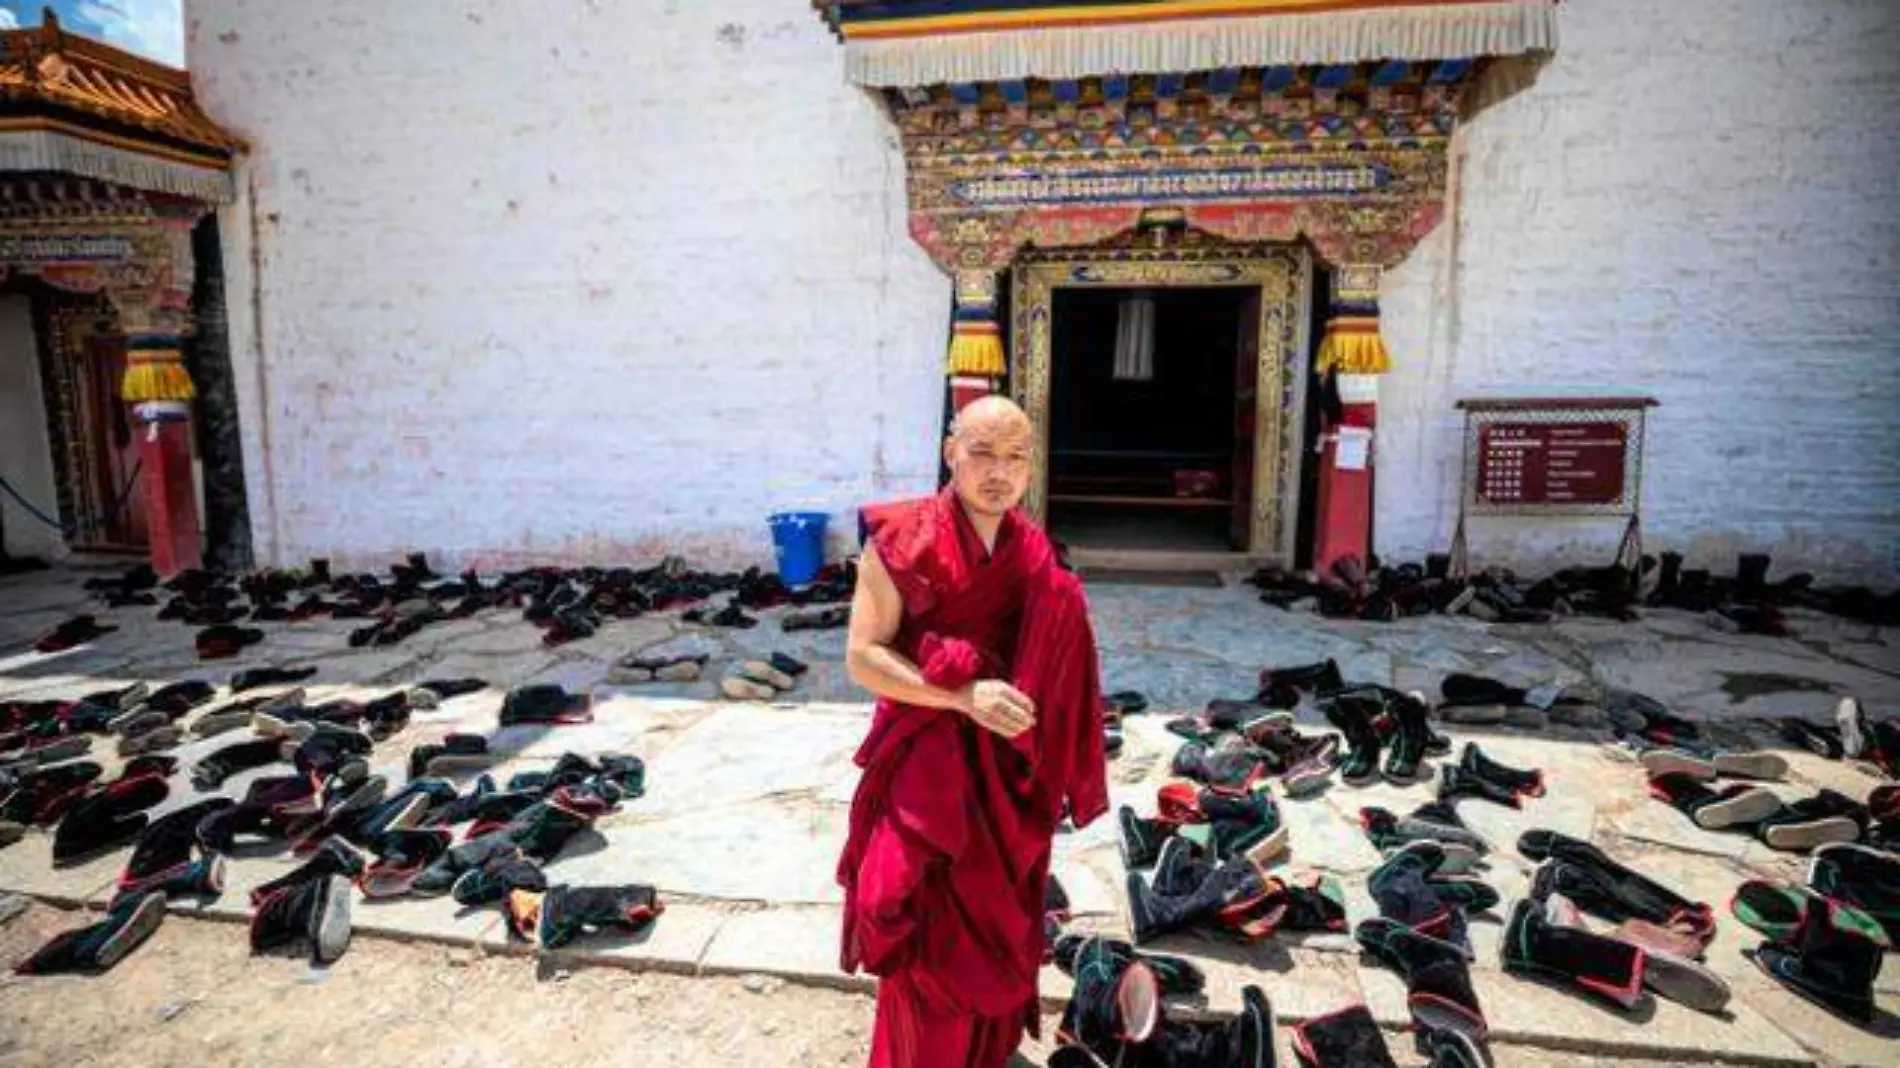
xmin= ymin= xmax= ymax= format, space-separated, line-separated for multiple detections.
xmin=1475 ymin=421 xmax=1628 ymax=506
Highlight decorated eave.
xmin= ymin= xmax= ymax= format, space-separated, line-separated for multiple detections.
xmin=0 ymin=11 xmax=245 ymax=204
xmin=817 ymin=0 xmax=1558 ymax=87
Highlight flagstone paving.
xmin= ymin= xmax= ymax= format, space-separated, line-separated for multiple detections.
xmin=3 ymin=563 xmax=1896 ymax=1065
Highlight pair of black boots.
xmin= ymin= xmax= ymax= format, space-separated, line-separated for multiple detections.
xmin=1733 ymin=845 xmax=1896 ymax=1024
xmin=1321 ymin=687 xmax=1438 ymax=784
xmin=1651 ymin=774 xmax=1869 ymax=852
xmin=250 ymin=857 xmax=353 ymax=967
xmin=1047 ymin=934 xmax=1270 ymax=1068
xmin=51 ymin=763 xmax=172 ymax=865
xmin=1126 ymin=837 xmax=1345 ymax=944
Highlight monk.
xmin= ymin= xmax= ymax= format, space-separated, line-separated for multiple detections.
xmin=839 ymin=396 xmax=1109 ymax=1068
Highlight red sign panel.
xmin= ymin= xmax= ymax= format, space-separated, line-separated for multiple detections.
xmin=1476 ymin=421 xmax=1628 ymax=506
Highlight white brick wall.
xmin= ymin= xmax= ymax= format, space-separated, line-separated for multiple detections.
xmin=1380 ymin=0 xmax=1900 ymax=584
xmin=188 ymin=0 xmax=1900 ymax=583
xmin=190 ymin=0 xmax=948 ymax=572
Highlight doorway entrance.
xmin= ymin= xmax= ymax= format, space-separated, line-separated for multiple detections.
xmin=1046 ymin=287 xmax=1252 ymax=553
xmin=1009 ymin=244 xmax=1313 ymax=565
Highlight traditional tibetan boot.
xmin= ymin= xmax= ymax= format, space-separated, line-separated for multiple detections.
xmin=450 ymin=849 xmax=547 ymax=907
xmin=360 ymin=827 xmax=454 ymax=898
xmin=1126 ymin=855 xmax=1275 ymax=944
xmin=1460 ymin=743 xmax=1543 ymax=798
xmin=53 ymin=772 xmax=168 ymax=864
xmin=1777 ymin=717 xmax=1844 ymax=760
xmin=1436 ymin=765 xmax=1518 ymax=809
xmin=1499 ymin=897 xmax=1647 ymax=1010
xmin=191 ymin=738 xmax=288 ymax=790
xmin=535 ymin=883 xmax=663 ymax=950
xmin=1117 ymin=805 xmax=1175 ymax=870
xmin=1751 ymin=891 xmax=1889 ymax=1024
xmin=1053 ymin=934 xmax=1162 ymax=1055
xmin=1171 ymin=737 xmax=1269 ymax=792
xmin=1543 ymin=892 xmax=1728 ymax=1014
xmin=1151 ymin=985 xmax=1275 ymax=1067
xmin=1519 ymin=830 xmax=1715 ymax=945
xmin=1808 ymin=844 xmax=1900 ymax=945
xmin=250 ymin=839 xmax=366 ymax=907
xmin=250 ymin=873 xmax=352 ymax=966
xmin=1291 ymin=1004 xmax=1397 ymax=1068
xmin=113 ymin=798 xmax=233 ymax=903
xmin=1381 ymin=690 xmax=1433 ymax=784
xmin=1322 ymin=692 xmax=1384 ymax=785
xmin=1755 ymin=790 xmax=1868 ymax=852
xmin=1 ymin=760 xmax=102 ymax=825
xmin=1257 ymin=659 xmax=1344 ymax=706
xmin=1355 ymin=916 xmax=1487 ymax=1040
xmin=14 ymin=891 xmax=165 ymax=975
xmin=1050 ymin=934 xmax=1206 ymax=998
xmin=1647 ymin=772 xmax=1784 ymax=831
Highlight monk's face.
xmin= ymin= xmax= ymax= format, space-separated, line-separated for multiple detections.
xmin=944 ymin=398 xmax=1033 ymax=518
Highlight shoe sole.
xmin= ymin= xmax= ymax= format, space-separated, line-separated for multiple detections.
xmin=1765 ymin=817 xmax=1862 ymax=852
xmin=1693 ymin=789 xmax=1785 ymax=830
xmin=1640 ymin=750 xmax=1718 ymax=781
xmin=310 ymin=875 xmax=353 ymax=965
xmin=739 ymin=663 xmax=795 ymax=690
xmin=117 ymin=727 xmax=182 ymax=756
xmin=259 ymin=688 xmax=307 ymax=714
xmin=1643 ymin=949 xmax=1731 ymax=1014
xmin=380 ymin=793 xmax=431 ymax=833
xmin=92 ymin=892 xmax=166 ymax=970
xmin=1836 ymin=699 xmax=1867 ymax=760
xmin=1242 ymin=824 xmax=1290 ymax=869
xmin=1712 ymin=751 xmax=1788 ymax=781
xmin=108 ymin=711 xmax=166 ymax=736
xmin=1280 ymin=764 xmax=1331 ymax=797
xmin=114 ymin=683 xmax=153 ymax=711
xmin=720 ymin=678 xmax=776 ymax=701
xmin=655 ymin=663 xmax=703 ymax=683
xmin=200 ymin=853 xmax=228 ymax=895
xmin=190 ymin=711 xmax=252 ymax=738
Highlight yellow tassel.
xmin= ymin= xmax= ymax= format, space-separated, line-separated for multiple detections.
xmin=1315 ymin=329 xmax=1390 ymax=375
xmin=947 ymin=330 xmax=1007 ymax=377
xmin=121 ymin=359 xmax=197 ymax=402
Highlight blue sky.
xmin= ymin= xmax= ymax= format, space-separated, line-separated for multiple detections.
xmin=1 ymin=1 xmax=184 ymax=66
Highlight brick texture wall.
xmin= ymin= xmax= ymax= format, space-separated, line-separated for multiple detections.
xmin=190 ymin=0 xmax=1900 ymax=582
xmin=1379 ymin=0 xmax=1900 ymax=584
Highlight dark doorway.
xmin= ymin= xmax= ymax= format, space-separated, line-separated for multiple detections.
xmin=1047 ymin=287 xmax=1252 ymax=553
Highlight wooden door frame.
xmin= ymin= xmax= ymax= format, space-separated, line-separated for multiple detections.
xmin=1010 ymin=243 xmax=1313 ymax=564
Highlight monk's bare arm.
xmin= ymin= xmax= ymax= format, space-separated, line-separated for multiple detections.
xmin=845 ymin=545 xmax=965 ymax=711
xmin=846 ymin=545 xmax=1035 ymax=737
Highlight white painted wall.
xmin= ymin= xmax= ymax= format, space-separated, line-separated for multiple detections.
xmin=188 ymin=0 xmax=1900 ymax=583
xmin=189 ymin=0 xmax=947 ymax=571
xmin=1380 ymin=0 xmax=1900 ymax=584
xmin=0 ymin=295 xmax=65 ymax=560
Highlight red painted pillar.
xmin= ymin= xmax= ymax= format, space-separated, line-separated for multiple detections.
xmin=1311 ymin=266 xmax=1388 ymax=573
xmin=122 ymin=334 xmax=202 ymax=576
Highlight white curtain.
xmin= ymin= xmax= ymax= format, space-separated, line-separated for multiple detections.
xmin=1113 ymin=293 xmax=1156 ymax=382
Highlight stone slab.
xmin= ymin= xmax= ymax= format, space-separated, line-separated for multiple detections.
xmin=0 ymin=829 xmax=122 ymax=907
xmin=351 ymin=888 xmax=506 ymax=949
xmin=699 ymin=905 xmax=865 ymax=992
xmin=638 ymin=705 xmax=864 ymax=818
xmin=1281 ymin=794 xmax=1382 ymax=874
xmin=556 ymin=801 xmax=847 ymax=904
xmin=1468 ymin=968 xmax=1810 ymax=1065
xmin=1604 ymin=797 xmax=1751 ymax=859
xmin=548 ymin=900 xmax=729 ymax=976
xmin=1737 ymin=980 xmax=1900 ymax=1067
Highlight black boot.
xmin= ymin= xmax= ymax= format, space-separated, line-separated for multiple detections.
xmin=536 ymin=883 xmax=663 ymax=950
xmin=1258 ymin=660 xmax=1344 ymax=706
xmin=1459 ymin=743 xmax=1543 ymax=799
xmin=1151 ymin=985 xmax=1276 ymax=1067
xmin=53 ymin=773 xmax=169 ymax=864
xmin=249 ymin=839 xmax=366 ymax=907
xmin=1752 ymin=892 xmax=1889 ymax=1024
xmin=1355 ymin=916 xmax=1486 ymax=1040
xmin=360 ymin=828 xmax=454 ymax=898
xmin=1 ymin=761 xmax=103 ymax=825
xmin=1383 ymin=691 xmax=1432 ymax=783
xmin=1499 ymin=898 xmax=1646 ymax=1009
xmin=1439 ymin=674 xmax=1524 ymax=708
xmin=1736 ymin=553 xmax=1771 ymax=602
xmin=1291 ymin=1003 xmax=1397 ymax=1068
xmin=407 ymin=732 xmax=489 ymax=781
xmin=1117 ymin=805 xmax=1173 ymax=870
xmin=1647 ymin=772 xmax=1784 ymax=831
xmin=191 ymin=738 xmax=288 ymax=790
xmin=114 ymin=799 xmax=233 ymax=902
xmin=1126 ymin=856 xmax=1273 ymax=944
xmin=1517 ymin=830 xmax=1715 ymax=945
xmin=250 ymin=873 xmax=352 ymax=965
xmin=1323 ymin=693 xmax=1383 ymax=785
xmin=1809 ymin=844 xmax=1900 ymax=945
xmin=1437 ymin=765 xmax=1519 ymax=809
xmin=451 ymin=849 xmax=547 ymax=906
xmin=1053 ymin=934 xmax=1162 ymax=1054
xmin=1649 ymin=552 xmax=1683 ymax=606
xmin=1756 ymin=790 xmax=1869 ymax=852
xmin=13 ymin=891 xmax=166 ymax=975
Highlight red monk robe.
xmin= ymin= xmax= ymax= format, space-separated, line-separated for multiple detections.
xmin=839 ymin=490 xmax=1109 ymax=1068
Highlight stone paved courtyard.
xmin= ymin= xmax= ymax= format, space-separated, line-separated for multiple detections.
xmin=2 ymin=561 xmax=1897 ymax=1066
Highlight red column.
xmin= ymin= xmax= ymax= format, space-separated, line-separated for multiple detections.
xmin=1311 ymin=265 xmax=1388 ymax=573
xmin=122 ymin=335 xmax=202 ymax=576
xmin=1312 ymin=374 xmax=1378 ymax=573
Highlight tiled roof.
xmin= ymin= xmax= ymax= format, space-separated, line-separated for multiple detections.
xmin=0 ymin=12 xmax=245 ymax=165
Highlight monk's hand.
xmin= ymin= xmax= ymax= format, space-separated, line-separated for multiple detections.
xmin=958 ymin=680 xmax=1037 ymax=739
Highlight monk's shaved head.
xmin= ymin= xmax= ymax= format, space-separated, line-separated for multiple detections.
xmin=950 ymin=395 xmax=1032 ymax=441
xmin=944 ymin=396 xmax=1033 ymax=519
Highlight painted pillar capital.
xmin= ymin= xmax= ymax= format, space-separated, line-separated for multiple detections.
xmin=947 ymin=266 xmax=1006 ymax=378
xmin=1316 ymin=263 xmax=1389 ymax=377
xmin=109 ymin=291 xmax=197 ymax=405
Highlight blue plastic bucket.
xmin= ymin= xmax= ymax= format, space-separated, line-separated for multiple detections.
xmin=769 ymin=511 xmax=830 ymax=585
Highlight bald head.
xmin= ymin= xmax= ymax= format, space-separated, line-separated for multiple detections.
xmin=944 ymin=396 xmax=1033 ymax=519
xmin=950 ymin=395 xmax=1032 ymax=441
